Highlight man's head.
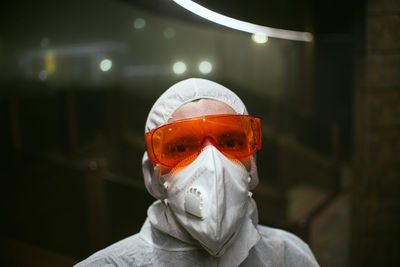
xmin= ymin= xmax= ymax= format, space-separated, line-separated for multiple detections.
xmin=142 ymin=78 xmax=261 ymax=255
xmin=144 ymin=78 xmax=248 ymax=132
xmin=169 ymin=98 xmax=236 ymax=122
xmin=142 ymin=78 xmax=260 ymax=199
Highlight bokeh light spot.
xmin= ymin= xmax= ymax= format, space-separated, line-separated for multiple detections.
xmin=133 ymin=18 xmax=146 ymax=30
xmin=251 ymin=33 xmax=268 ymax=44
xmin=173 ymin=61 xmax=186 ymax=74
xmin=199 ymin=61 xmax=212 ymax=74
xmin=99 ymin=59 xmax=112 ymax=72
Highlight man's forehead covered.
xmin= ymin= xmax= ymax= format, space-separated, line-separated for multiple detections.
xmin=145 ymin=78 xmax=248 ymax=133
xmin=169 ymin=99 xmax=236 ymax=123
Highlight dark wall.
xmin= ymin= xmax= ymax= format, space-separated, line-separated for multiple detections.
xmin=352 ymin=0 xmax=400 ymax=266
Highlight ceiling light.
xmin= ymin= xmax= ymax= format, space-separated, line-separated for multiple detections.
xmin=99 ymin=59 xmax=112 ymax=72
xmin=173 ymin=61 xmax=187 ymax=74
xmin=171 ymin=0 xmax=313 ymax=42
xmin=133 ymin=18 xmax=146 ymax=30
xmin=198 ymin=61 xmax=212 ymax=74
xmin=252 ymin=33 xmax=268 ymax=44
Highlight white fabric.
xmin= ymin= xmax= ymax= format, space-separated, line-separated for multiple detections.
xmin=74 ymin=212 xmax=320 ymax=267
xmin=145 ymin=197 xmax=262 ymax=267
xmin=143 ymin=78 xmax=258 ymax=200
xmin=163 ymin=145 xmax=258 ymax=257
xmin=75 ymin=78 xmax=320 ymax=266
xmin=144 ymin=78 xmax=248 ymax=132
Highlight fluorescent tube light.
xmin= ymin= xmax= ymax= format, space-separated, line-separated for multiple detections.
xmin=171 ymin=0 xmax=313 ymax=42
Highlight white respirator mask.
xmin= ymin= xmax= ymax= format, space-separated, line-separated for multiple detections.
xmin=162 ymin=144 xmax=252 ymax=256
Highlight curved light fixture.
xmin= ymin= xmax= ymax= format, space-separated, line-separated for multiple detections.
xmin=171 ymin=0 xmax=313 ymax=42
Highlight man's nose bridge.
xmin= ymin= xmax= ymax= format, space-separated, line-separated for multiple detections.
xmin=201 ymin=136 xmax=217 ymax=149
xmin=199 ymin=117 xmax=217 ymax=148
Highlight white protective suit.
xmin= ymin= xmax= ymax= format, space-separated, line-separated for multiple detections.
xmin=75 ymin=78 xmax=319 ymax=267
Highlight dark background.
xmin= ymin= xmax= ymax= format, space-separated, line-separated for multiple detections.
xmin=0 ymin=0 xmax=399 ymax=266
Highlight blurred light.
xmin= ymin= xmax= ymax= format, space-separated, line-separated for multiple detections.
xmin=38 ymin=70 xmax=48 ymax=81
xmin=198 ymin=61 xmax=212 ymax=74
xmin=99 ymin=59 xmax=112 ymax=72
xmin=163 ymin=27 xmax=176 ymax=39
xmin=173 ymin=61 xmax=186 ymax=74
xmin=171 ymin=0 xmax=313 ymax=42
xmin=252 ymin=33 xmax=268 ymax=44
xmin=41 ymin=38 xmax=50 ymax=48
xmin=45 ymin=51 xmax=56 ymax=74
xmin=133 ymin=18 xmax=146 ymax=30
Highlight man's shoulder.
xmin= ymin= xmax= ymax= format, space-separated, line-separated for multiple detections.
xmin=74 ymin=232 xmax=152 ymax=267
xmin=254 ymin=224 xmax=320 ymax=267
xmin=257 ymin=224 xmax=306 ymax=244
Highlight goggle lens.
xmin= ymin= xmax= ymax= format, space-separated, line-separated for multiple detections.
xmin=145 ymin=114 xmax=262 ymax=167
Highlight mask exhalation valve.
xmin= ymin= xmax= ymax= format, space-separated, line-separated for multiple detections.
xmin=184 ymin=187 xmax=204 ymax=219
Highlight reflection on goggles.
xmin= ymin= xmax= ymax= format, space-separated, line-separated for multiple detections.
xmin=145 ymin=114 xmax=262 ymax=167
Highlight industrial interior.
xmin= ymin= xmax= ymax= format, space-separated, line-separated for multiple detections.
xmin=1 ymin=0 xmax=399 ymax=266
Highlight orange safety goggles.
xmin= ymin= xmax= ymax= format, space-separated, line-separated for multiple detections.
xmin=145 ymin=114 xmax=262 ymax=167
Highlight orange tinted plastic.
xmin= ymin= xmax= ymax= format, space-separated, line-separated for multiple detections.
xmin=145 ymin=114 xmax=262 ymax=167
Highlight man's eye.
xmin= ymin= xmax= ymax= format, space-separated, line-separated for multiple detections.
xmin=163 ymin=137 xmax=198 ymax=156
xmin=225 ymin=139 xmax=239 ymax=148
xmin=176 ymin=144 xmax=187 ymax=152
xmin=217 ymin=132 xmax=247 ymax=150
xmin=223 ymin=138 xmax=243 ymax=148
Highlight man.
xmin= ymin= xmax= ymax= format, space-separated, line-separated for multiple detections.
xmin=76 ymin=78 xmax=319 ymax=266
